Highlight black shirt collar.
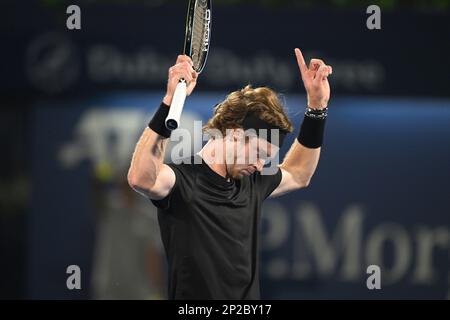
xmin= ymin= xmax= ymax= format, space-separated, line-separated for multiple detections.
xmin=193 ymin=154 xmax=235 ymax=188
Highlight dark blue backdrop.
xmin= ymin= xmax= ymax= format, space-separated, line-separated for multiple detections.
xmin=3 ymin=3 xmax=450 ymax=97
xmin=30 ymin=92 xmax=450 ymax=299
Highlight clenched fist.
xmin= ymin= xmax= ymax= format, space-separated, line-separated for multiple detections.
xmin=163 ymin=55 xmax=198 ymax=106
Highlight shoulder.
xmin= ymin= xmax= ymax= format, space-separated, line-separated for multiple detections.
xmin=167 ymin=156 xmax=198 ymax=175
xmin=165 ymin=155 xmax=203 ymax=189
xmin=150 ymin=156 xmax=198 ymax=209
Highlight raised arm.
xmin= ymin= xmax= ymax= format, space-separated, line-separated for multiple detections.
xmin=127 ymin=55 xmax=198 ymax=199
xmin=271 ymin=48 xmax=332 ymax=197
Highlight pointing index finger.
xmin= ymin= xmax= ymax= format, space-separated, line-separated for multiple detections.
xmin=295 ymin=48 xmax=308 ymax=76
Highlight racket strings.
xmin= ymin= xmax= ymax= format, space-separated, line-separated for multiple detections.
xmin=191 ymin=0 xmax=209 ymax=71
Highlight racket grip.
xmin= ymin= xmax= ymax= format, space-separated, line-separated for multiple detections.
xmin=165 ymin=81 xmax=187 ymax=130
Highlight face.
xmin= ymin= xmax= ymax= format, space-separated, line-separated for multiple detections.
xmin=225 ymin=131 xmax=278 ymax=179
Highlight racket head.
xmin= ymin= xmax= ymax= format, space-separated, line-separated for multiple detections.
xmin=183 ymin=0 xmax=212 ymax=74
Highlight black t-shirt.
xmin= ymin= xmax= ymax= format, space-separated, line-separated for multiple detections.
xmin=151 ymin=154 xmax=282 ymax=299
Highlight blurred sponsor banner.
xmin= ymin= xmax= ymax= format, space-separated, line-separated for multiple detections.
xmin=2 ymin=4 xmax=449 ymax=97
xmin=29 ymin=92 xmax=450 ymax=299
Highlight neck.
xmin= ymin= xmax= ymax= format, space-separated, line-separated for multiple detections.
xmin=198 ymin=138 xmax=230 ymax=180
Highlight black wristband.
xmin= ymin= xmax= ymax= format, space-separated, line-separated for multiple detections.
xmin=148 ymin=102 xmax=171 ymax=138
xmin=297 ymin=114 xmax=326 ymax=148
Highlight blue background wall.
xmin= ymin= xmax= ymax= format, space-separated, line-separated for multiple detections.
xmin=30 ymin=93 xmax=450 ymax=299
xmin=1 ymin=1 xmax=449 ymax=299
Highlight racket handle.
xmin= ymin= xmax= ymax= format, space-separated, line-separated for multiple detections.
xmin=166 ymin=81 xmax=187 ymax=130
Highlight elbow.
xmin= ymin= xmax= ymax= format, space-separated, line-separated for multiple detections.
xmin=127 ymin=171 xmax=140 ymax=191
xmin=294 ymin=176 xmax=310 ymax=189
xmin=302 ymin=178 xmax=311 ymax=188
xmin=281 ymin=165 xmax=312 ymax=189
xmin=300 ymin=173 xmax=313 ymax=188
xmin=295 ymin=174 xmax=312 ymax=189
xmin=127 ymin=169 xmax=154 ymax=192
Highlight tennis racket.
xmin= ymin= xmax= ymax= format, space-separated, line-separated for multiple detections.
xmin=165 ymin=0 xmax=212 ymax=130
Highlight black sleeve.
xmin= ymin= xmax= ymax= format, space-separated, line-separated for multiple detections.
xmin=254 ymin=167 xmax=283 ymax=200
xmin=150 ymin=163 xmax=181 ymax=210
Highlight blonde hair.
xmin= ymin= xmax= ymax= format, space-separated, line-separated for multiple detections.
xmin=203 ymin=85 xmax=294 ymax=136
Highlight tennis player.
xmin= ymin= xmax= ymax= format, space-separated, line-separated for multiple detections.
xmin=128 ymin=48 xmax=332 ymax=299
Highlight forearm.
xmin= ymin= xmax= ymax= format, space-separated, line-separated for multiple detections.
xmin=128 ymin=54 xmax=197 ymax=193
xmin=280 ymin=107 xmax=327 ymax=186
xmin=281 ymin=140 xmax=321 ymax=185
xmin=274 ymin=48 xmax=331 ymax=191
xmin=128 ymin=127 xmax=169 ymax=190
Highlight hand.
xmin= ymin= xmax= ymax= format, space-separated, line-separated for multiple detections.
xmin=163 ymin=55 xmax=198 ymax=106
xmin=294 ymin=48 xmax=332 ymax=110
